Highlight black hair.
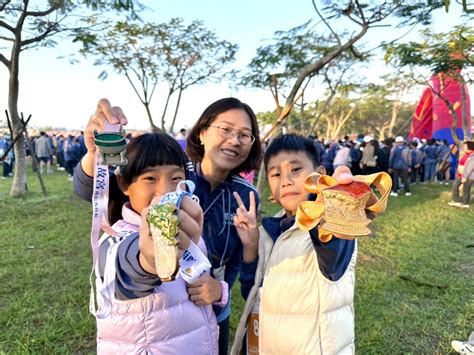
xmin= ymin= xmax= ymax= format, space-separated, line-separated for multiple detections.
xmin=119 ymin=133 xmax=188 ymax=186
xmin=263 ymin=134 xmax=319 ymax=172
xmin=186 ymin=97 xmax=261 ymax=175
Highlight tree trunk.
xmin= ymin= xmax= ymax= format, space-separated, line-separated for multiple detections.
xmin=160 ymin=90 xmax=174 ymax=132
xmin=460 ymin=82 xmax=470 ymax=140
xmin=9 ymin=35 xmax=27 ymax=197
xmin=169 ymin=87 xmax=183 ymax=134
xmin=255 ymin=160 xmax=266 ymax=197
xmin=144 ymin=102 xmax=159 ymax=132
xmin=332 ymin=107 xmax=355 ymax=139
xmin=388 ymin=101 xmax=400 ymax=137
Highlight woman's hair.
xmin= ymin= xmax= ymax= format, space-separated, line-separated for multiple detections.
xmin=186 ymin=97 xmax=262 ymax=175
xmin=119 ymin=133 xmax=188 ymax=186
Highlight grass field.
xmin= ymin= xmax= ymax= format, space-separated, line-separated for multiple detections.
xmin=0 ymin=167 xmax=473 ymax=353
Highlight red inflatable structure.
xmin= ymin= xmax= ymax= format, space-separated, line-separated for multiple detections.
xmin=409 ymin=72 xmax=471 ymax=144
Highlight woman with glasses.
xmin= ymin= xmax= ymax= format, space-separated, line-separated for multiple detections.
xmin=74 ymin=97 xmax=262 ymax=354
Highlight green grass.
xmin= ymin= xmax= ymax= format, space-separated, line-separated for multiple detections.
xmin=1 ymin=167 xmax=473 ymax=353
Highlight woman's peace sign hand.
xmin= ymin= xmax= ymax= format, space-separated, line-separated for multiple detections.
xmin=233 ymin=191 xmax=259 ymax=262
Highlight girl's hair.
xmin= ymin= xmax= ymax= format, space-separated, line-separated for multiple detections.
xmin=186 ymin=97 xmax=262 ymax=175
xmin=109 ymin=133 xmax=188 ymax=224
xmin=119 ymin=133 xmax=188 ymax=186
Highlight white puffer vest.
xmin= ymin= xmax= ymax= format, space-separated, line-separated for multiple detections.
xmin=232 ymin=212 xmax=357 ymax=355
xmin=94 ymin=205 xmax=218 ymax=354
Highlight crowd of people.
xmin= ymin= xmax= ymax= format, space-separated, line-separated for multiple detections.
xmin=305 ymin=134 xmax=473 ymax=207
xmin=1 ymin=97 xmax=472 ymax=353
xmin=0 ymin=130 xmax=88 ymax=180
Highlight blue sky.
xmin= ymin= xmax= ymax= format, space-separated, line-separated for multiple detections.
xmin=0 ymin=1 xmax=472 ymax=131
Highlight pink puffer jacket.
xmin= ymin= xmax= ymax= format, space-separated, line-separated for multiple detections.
xmin=96 ymin=204 xmax=219 ymax=354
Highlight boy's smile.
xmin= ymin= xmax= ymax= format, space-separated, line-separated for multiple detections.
xmin=266 ymin=151 xmax=317 ymax=216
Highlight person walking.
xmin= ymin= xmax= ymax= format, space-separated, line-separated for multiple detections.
xmin=35 ymin=131 xmax=53 ymax=174
xmin=389 ymin=136 xmax=412 ymax=196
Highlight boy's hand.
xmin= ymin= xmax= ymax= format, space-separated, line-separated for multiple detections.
xmin=233 ymin=191 xmax=259 ymax=262
xmin=138 ymin=196 xmax=203 ymax=274
xmin=332 ymin=166 xmax=354 ymax=185
xmin=187 ymin=274 xmax=222 ymax=306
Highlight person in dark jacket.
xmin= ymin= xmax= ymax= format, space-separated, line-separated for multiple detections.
xmin=389 ymin=136 xmax=412 ymax=196
xmin=436 ymin=138 xmax=452 ymax=184
xmin=377 ymin=138 xmax=392 ymax=173
xmin=74 ymin=97 xmax=262 ymax=355
xmin=410 ymin=141 xmax=423 ymax=184
xmin=423 ymin=138 xmax=438 ymax=182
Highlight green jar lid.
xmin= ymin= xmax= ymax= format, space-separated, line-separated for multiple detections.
xmin=94 ymin=132 xmax=126 ymax=147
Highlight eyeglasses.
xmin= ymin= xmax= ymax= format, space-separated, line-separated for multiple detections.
xmin=208 ymin=125 xmax=255 ymax=145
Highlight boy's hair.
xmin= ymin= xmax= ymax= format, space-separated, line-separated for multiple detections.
xmin=466 ymin=140 xmax=474 ymax=151
xmin=186 ymin=97 xmax=262 ymax=174
xmin=119 ymin=133 xmax=188 ymax=186
xmin=264 ymin=134 xmax=319 ymax=172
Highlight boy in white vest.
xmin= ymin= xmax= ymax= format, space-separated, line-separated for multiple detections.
xmin=232 ymin=134 xmax=366 ymax=355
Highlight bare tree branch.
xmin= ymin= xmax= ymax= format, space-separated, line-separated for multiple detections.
xmin=0 ymin=0 xmax=12 ymax=12
xmin=25 ymin=5 xmax=61 ymax=17
xmin=0 ymin=35 xmax=15 ymax=42
xmin=21 ymin=26 xmax=58 ymax=46
xmin=285 ymin=23 xmax=369 ymax=110
xmin=0 ymin=53 xmax=11 ymax=68
xmin=0 ymin=20 xmax=16 ymax=33
xmin=354 ymin=0 xmax=366 ymax=23
xmin=312 ymin=0 xmax=341 ymax=46
xmin=308 ymin=66 xmax=350 ymax=134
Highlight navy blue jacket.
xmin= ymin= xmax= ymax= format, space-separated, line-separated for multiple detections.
xmin=423 ymin=145 xmax=438 ymax=164
xmin=389 ymin=144 xmax=411 ymax=170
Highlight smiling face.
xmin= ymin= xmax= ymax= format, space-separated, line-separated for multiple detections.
xmin=266 ymin=150 xmax=317 ymax=216
xmin=120 ymin=165 xmax=186 ymax=214
xmin=199 ymin=108 xmax=253 ymax=178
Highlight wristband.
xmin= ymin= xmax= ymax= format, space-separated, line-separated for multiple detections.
xmin=213 ymin=280 xmax=229 ymax=307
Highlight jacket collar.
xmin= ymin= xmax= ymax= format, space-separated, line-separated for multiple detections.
xmin=261 ymin=193 xmax=317 ymax=241
xmin=195 ymin=162 xmax=235 ymax=190
xmin=121 ymin=202 xmax=141 ymax=227
xmin=262 ymin=210 xmax=296 ymax=242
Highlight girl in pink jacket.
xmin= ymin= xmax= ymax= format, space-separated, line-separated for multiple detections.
xmin=92 ymin=133 xmax=220 ymax=354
